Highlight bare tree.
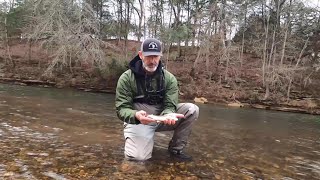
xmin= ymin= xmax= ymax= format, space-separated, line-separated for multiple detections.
xmin=0 ymin=0 xmax=15 ymax=67
xmin=287 ymin=37 xmax=309 ymax=100
xmin=25 ymin=0 xmax=108 ymax=77
xmin=132 ymin=0 xmax=144 ymax=41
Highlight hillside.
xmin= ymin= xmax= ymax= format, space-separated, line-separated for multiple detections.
xmin=0 ymin=39 xmax=320 ymax=115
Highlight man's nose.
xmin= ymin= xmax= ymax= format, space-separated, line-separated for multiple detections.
xmin=150 ymin=57 xmax=156 ymax=62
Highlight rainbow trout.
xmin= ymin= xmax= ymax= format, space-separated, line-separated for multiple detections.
xmin=147 ymin=115 xmax=178 ymax=122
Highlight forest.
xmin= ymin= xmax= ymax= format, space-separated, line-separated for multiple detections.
xmin=0 ymin=0 xmax=320 ymax=114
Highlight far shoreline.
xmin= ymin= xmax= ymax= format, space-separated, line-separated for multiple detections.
xmin=1 ymin=78 xmax=319 ymax=116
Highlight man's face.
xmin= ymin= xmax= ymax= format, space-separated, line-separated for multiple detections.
xmin=139 ymin=51 xmax=161 ymax=73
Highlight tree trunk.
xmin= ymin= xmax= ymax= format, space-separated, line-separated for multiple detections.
xmin=192 ymin=14 xmax=197 ymax=47
xmin=185 ymin=0 xmax=190 ymax=47
xmin=28 ymin=40 xmax=32 ymax=63
xmin=118 ymin=0 xmax=123 ymax=42
xmin=280 ymin=0 xmax=292 ymax=66
xmin=240 ymin=3 xmax=247 ymax=67
xmin=190 ymin=47 xmax=202 ymax=78
xmin=240 ymin=31 xmax=245 ymax=67
xmin=264 ymin=83 xmax=270 ymax=100
xmin=220 ymin=0 xmax=227 ymax=42
xmin=287 ymin=37 xmax=309 ymax=100
xmin=4 ymin=15 xmax=14 ymax=68
xmin=124 ymin=1 xmax=130 ymax=59
xmin=143 ymin=1 xmax=146 ymax=38
xmin=165 ymin=43 xmax=172 ymax=70
xmin=99 ymin=0 xmax=103 ymax=33
xmin=280 ymin=24 xmax=289 ymax=66
xmin=262 ymin=0 xmax=270 ymax=87
xmin=138 ymin=0 xmax=144 ymax=41
xmin=169 ymin=0 xmax=182 ymax=57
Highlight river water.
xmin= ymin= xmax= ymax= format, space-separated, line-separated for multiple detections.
xmin=0 ymin=84 xmax=319 ymax=179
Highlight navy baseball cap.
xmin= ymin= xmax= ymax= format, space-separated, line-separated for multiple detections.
xmin=141 ymin=38 xmax=163 ymax=56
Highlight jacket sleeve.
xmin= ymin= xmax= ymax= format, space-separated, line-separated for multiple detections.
xmin=115 ymin=72 xmax=140 ymax=124
xmin=160 ymin=73 xmax=178 ymax=115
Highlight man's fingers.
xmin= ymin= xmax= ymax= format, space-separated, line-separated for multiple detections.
xmin=136 ymin=111 xmax=148 ymax=122
xmin=163 ymin=119 xmax=175 ymax=125
xmin=141 ymin=111 xmax=147 ymax=116
xmin=170 ymin=120 xmax=176 ymax=125
xmin=174 ymin=113 xmax=185 ymax=118
xmin=139 ymin=110 xmax=147 ymax=116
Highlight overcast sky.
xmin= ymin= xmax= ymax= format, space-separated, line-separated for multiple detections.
xmin=306 ymin=0 xmax=320 ymax=6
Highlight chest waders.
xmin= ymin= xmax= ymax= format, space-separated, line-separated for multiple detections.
xmin=133 ymin=70 xmax=165 ymax=105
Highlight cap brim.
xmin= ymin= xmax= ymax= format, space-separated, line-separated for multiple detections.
xmin=142 ymin=52 xmax=163 ymax=56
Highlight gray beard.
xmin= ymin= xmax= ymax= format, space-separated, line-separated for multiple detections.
xmin=142 ymin=61 xmax=158 ymax=72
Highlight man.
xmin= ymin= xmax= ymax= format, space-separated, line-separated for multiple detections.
xmin=115 ymin=38 xmax=199 ymax=161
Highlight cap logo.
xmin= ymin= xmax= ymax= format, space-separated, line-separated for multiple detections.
xmin=148 ymin=42 xmax=158 ymax=50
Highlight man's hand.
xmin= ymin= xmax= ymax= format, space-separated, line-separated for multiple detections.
xmin=162 ymin=113 xmax=185 ymax=125
xmin=135 ymin=110 xmax=154 ymax=125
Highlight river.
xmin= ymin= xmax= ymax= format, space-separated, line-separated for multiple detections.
xmin=0 ymin=84 xmax=319 ymax=179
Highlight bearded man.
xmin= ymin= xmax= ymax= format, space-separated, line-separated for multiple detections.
xmin=115 ymin=38 xmax=199 ymax=161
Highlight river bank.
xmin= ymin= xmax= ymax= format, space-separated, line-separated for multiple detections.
xmin=0 ymin=76 xmax=319 ymax=115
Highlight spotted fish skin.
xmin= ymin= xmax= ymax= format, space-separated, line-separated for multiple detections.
xmin=147 ymin=115 xmax=178 ymax=121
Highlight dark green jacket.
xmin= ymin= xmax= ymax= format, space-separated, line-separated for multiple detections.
xmin=115 ymin=55 xmax=178 ymax=124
